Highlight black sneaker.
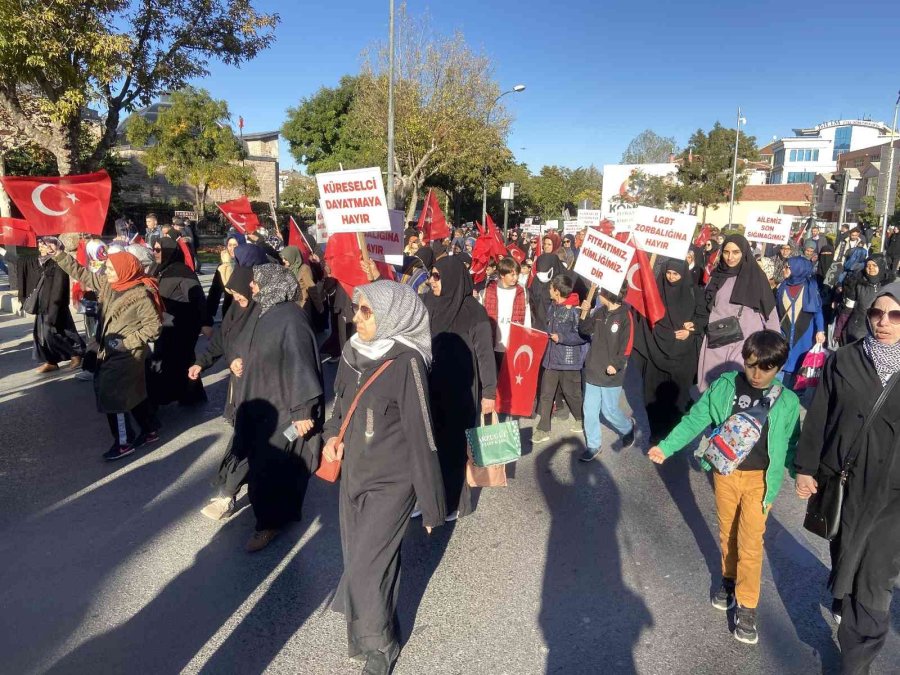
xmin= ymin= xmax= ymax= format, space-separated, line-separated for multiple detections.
xmin=133 ymin=430 xmax=160 ymax=448
xmin=579 ymin=447 xmax=602 ymax=462
xmin=103 ymin=444 xmax=135 ymax=461
xmin=711 ymin=579 xmax=736 ymax=610
xmin=621 ymin=418 xmax=636 ymax=449
xmin=734 ymin=605 xmax=759 ymax=645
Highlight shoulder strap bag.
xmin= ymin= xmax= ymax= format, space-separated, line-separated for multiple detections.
xmin=315 ymin=359 xmax=395 ymax=483
xmin=803 ymin=371 xmax=900 ymax=540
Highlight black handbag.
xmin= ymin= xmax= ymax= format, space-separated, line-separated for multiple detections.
xmin=706 ymin=306 xmax=744 ymax=349
xmin=21 ymin=276 xmax=45 ymax=315
xmin=803 ymin=372 xmax=900 ymax=540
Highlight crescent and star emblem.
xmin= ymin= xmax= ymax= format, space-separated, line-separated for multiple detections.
xmin=32 ymin=184 xmax=77 ymax=217
xmin=512 ymin=344 xmax=534 ymax=386
xmin=227 ymin=213 xmax=248 ymax=225
xmin=626 ymin=262 xmax=642 ymax=293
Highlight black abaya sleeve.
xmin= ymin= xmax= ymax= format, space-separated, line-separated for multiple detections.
xmin=278 ymin=312 xmax=325 ymax=425
xmin=204 ymin=269 xmax=224 ymax=326
xmin=195 ymin=323 xmax=225 ymax=370
xmin=397 ymin=353 xmax=446 ymax=528
xmin=468 ymin=305 xmax=497 ymax=399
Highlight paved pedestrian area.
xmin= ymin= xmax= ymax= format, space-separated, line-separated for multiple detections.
xmin=1 ymin=303 xmax=898 ymax=674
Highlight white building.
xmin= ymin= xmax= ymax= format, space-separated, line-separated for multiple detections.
xmin=768 ymin=119 xmax=892 ymax=185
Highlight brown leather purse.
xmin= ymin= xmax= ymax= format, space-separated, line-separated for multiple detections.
xmin=315 ymin=359 xmax=395 ymax=483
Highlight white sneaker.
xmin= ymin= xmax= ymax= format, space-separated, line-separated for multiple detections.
xmin=410 ymin=504 xmax=422 ymax=519
xmin=445 ymin=510 xmax=459 ymax=522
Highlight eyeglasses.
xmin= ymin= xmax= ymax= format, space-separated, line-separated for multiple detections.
xmin=867 ymin=308 xmax=900 ymax=325
xmin=563 ymin=241 xmax=571 ymax=245
xmin=351 ymin=303 xmax=374 ymax=320
xmin=430 ymin=271 xmax=441 ymax=280
xmin=153 ymin=247 xmax=162 ymax=252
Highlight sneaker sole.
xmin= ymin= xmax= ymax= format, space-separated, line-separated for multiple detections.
xmin=133 ymin=435 xmax=160 ymax=449
xmin=733 ymin=630 xmax=758 ymax=645
xmin=711 ymin=598 xmax=736 ymax=611
xmin=104 ymin=448 xmax=135 ymax=461
xmin=579 ymin=452 xmax=601 ymax=462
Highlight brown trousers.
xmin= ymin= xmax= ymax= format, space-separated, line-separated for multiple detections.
xmin=713 ymin=469 xmax=770 ymax=609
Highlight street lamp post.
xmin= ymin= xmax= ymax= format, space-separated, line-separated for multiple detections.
xmin=482 ymin=84 xmax=525 ymax=224
xmin=879 ymin=90 xmax=900 ymax=249
xmin=386 ymin=0 xmax=396 ymax=210
xmin=727 ymin=107 xmax=746 ymax=227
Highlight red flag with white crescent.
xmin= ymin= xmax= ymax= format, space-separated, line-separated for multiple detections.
xmin=0 ymin=171 xmax=111 ymax=235
xmin=616 ymin=231 xmax=665 ymax=326
xmin=693 ymin=223 xmax=712 ymax=247
xmin=216 ymin=196 xmax=260 ymax=234
xmin=417 ymin=189 xmax=449 ymax=243
xmin=496 ymin=322 xmax=549 ymax=416
xmin=324 ymin=233 xmax=394 ymax=297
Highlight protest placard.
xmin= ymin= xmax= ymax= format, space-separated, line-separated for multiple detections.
xmin=524 ymin=217 xmax=533 ymax=226
xmin=314 ymin=208 xmax=328 ymax=243
xmin=576 ymin=209 xmax=603 ymax=230
xmin=316 ymin=167 xmax=391 ymax=233
xmin=744 ymin=212 xmax=791 ymax=246
xmin=610 ymin=208 xmax=635 ymax=233
xmin=364 ymin=209 xmax=404 ymax=265
xmin=542 ymin=219 xmax=560 ymax=233
xmin=573 ymin=228 xmax=635 ymax=295
xmin=563 ymin=220 xmax=580 ymax=235
xmin=631 ymin=206 xmax=695 ymax=259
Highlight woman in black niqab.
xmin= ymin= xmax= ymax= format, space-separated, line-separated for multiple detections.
xmin=529 ymin=253 xmax=566 ymax=330
xmin=422 ymin=256 xmax=497 ymax=519
xmin=632 ymin=259 xmax=703 ymax=442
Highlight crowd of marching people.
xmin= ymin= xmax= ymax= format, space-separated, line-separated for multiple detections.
xmin=17 ymin=210 xmax=900 ymax=675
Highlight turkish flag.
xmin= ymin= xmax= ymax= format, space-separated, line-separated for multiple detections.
xmin=703 ymin=248 xmax=720 ymax=284
xmin=0 ymin=170 xmax=111 ymax=235
xmin=217 ymin=196 xmax=260 ymax=234
xmin=0 ymin=218 xmax=37 ymax=247
xmin=324 ymin=233 xmax=394 ymax=297
xmin=417 ymin=189 xmax=449 ymax=243
xmin=617 ymin=232 xmax=665 ymax=326
xmin=178 ymin=239 xmax=195 ymax=271
xmin=288 ymin=216 xmax=315 ymax=263
xmin=693 ymin=223 xmax=712 ymax=247
xmin=496 ymin=323 xmax=549 ymax=416
xmin=508 ymin=244 xmax=525 ymax=264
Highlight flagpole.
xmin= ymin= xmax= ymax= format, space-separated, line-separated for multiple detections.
xmin=880 ymin=90 xmax=900 ymax=250
xmin=386 ymin=0 xmax=396 ymax=211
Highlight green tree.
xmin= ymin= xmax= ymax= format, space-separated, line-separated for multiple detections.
xmin=126 ymin=87 xmax=257 ymax=217
xmin=621 ymin=129 xmax=679 ymax=164
xmin=350 ymin=3 xmax=514 ymax=220
xmin=675 ymin=123 xmax=758 ymax=224
xmin=282 ymin=76 xmax=378 ymax=174
xmin=0 ymin=0 xmax=277 ymax=176
xmin=610 ymin=170 xmax=678 ymax=210
xmin=280 ymin=174 xmax=319 ymax=216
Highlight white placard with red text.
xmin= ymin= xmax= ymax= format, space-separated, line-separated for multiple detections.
xmin=364 ymin=209 xmax=404 ymax=265
xmin=631 ymin=206 xmax=696 ymax=259
xmin=314 ymin=208 xmax=328 ymax=243
xmin=573 ymin=229 xmax=635 ymax=295
xmin=316 ymin=167 xmax=391 ymax=233
xmin=744 ymin=212 xmax=791 ymax=246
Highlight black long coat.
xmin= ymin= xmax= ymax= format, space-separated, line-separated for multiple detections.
xmin=325 ymin=343 xmax=445 ymax=658
xmin=794 ymin=341 xmax=900 ymax=610
xmin=32 ymin=259 xmax=84 ymax=364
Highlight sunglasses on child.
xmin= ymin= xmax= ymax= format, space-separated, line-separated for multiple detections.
xmin=867 ymin=307 xmax=900 ymax=324
xmin=351 ymin=303 xmax=374 ymax=320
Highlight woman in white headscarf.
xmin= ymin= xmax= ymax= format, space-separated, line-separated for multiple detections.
xmin=323 ymin=280 xmax=444 ymax=675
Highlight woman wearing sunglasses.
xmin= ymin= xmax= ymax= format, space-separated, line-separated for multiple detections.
xmin=323 ymin=281 xmax=444 ymax=675
xmin=794 ymin=281 xmax=900 ymax=673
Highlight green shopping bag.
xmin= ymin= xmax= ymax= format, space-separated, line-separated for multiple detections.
xmin=466 ymin=414 xmax=522 ymax=467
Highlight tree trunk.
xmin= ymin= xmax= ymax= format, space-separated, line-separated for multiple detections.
xmin=0 ymin=152 xmax=11 ymax=218
xmin=195 ymin=185 xmax=205 ymax=218
xmin=50 ymin=120 xmax=82 ymax=176
xmin=702 ymin=204 xmax=708 ymax=226
xmin=405 ymin=183 xmax=419 ymax=222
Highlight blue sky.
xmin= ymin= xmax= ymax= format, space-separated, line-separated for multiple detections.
xmin=195 ymin=0 xmax=900 ymax=174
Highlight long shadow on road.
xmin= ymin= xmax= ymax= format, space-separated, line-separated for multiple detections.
xmin=537 ymin=441 xmax=652 ymax=674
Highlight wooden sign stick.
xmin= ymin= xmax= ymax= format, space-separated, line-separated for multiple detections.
xmin=581 ymin=284 xmax=597 ymax=319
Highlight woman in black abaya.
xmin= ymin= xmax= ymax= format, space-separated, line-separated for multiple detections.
xmin=32 ymin=237 xmax=85 ymax=373
xmin=148 ymin=237 xmax=207 ymax=405
xmin=632 ymin=259 xmax=704 ymax=443
xmin=232 ymin=263 xmax=324 ymax=552
xmin=423 ymin=256 xmax=497 ymax=520
xmin=529 ymin=252 xmax=566 ymax=330
xmin=323 ymin=281 xmax=445 ymax=675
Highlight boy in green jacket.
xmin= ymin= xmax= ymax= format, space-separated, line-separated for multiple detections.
xmin=648 ymin=330 xmax=801 ymax=646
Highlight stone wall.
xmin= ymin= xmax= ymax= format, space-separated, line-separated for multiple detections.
xmin=115 ymin=146 xmax=279 ymax=211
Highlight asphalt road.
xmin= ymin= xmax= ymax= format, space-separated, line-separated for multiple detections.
xmin=0 ymin=275 xmax=898 ymax=675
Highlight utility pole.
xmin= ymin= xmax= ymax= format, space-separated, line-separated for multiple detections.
xmin=837 ymin=169 xmax=850 ymax=230
xmin=386 ymin=0 xmax=396 ymax=210
xmin=880 ymin=90 xmax=900 ymax=249
xmin=727 ymin=107 xmax=746 ymax=227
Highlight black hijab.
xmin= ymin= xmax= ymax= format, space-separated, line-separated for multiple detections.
xmin=153 ymin=236 xmax=193 ymax=279
xmin=415 ymin=246 xmax=435 ymax=269
xmin=816 ymin=243 xmax=834 ymax=280
xmin=423 ymin=256 xmax=473 ymax=335
xmin=659 ymin=260 xmax=696 ymax=329
xmin=226 ymin=265 xmax=254 ymax=299
xmin=706 ymin=234 xmax=774 ymax=316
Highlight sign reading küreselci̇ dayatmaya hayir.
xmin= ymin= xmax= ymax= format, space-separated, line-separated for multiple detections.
xmin=316 ymin=167 xmax=391 ymax=234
